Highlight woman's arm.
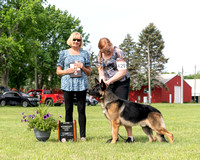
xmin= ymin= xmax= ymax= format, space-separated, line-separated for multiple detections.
xmin=81 ymin=66 xmax=91 ymax=76
xmin=98 ymin=67 xmax=105 ymax=82
xmin=105 ymin=69 xmax=126 ymax=85
xmin=56 ymin=66 xmax=74 ymax=76
xmin=77 ymin=62 xmax=91 ymax=76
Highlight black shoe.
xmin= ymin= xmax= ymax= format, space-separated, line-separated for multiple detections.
xmin=125 ymin=137 xmax=134 ymax=143
xmin=106 ymin=137 xmax=119 ymax=143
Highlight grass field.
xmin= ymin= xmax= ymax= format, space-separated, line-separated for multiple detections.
xmin=0 ymin=103 xmax=200 ymax=160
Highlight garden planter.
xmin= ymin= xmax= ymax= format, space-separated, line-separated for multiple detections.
xmin=34 ymin=129 xmax=51 ymax=142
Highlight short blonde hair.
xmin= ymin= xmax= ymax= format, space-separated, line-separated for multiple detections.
xmin=67 ymin=32 xmax=83 ymax=48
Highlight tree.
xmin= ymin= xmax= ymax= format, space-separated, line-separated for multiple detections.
xmin=119 ymin=34 xmax=144 ymax=90
xmin=135 ymin=23 xmax=168 ymax=90
xmin=88 ymin=47 xmax=98 ymax=88
xmin=184 ymin=71 xmax=200 ymax=79
xmin=32 ymin=4 xmax=89 ymax=89
xmin=0 ymin=0 xmax=48 ymax=89
xmin=0 ymin=0 xmax=89 ymax=90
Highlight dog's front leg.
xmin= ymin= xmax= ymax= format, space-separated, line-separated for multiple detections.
xmin=111 ymin=120 xmax=120 ymax=144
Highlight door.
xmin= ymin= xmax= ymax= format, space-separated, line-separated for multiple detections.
xmin=174 ymin=86 xmax=181 ymax=103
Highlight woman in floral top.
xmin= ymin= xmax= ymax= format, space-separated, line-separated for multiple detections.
xmin=97 ymin=37 xmax=134 ymax=143
xmin=56 ymin=32 xmax=91 ymax=141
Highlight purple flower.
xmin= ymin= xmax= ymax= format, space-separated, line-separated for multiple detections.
xmin=28 ymin=114 xmax=32 ymax=118
xmin=24 ymin=119 xmax=28 ymax=122
xmin=43 ymin=115 xmax=47 ymax=119
xmin=21 ymin=119 xmax=23 ymax=122
xmin=23 ymin=115 xmax=26 ymax=119
xmin=59 ymin=115 xmax=62 ymax=118
xmin=46 ymin=113 xmax=50 ymax=117
xmin=36 ymin=110 xmax=39 ymax=114
xmin=22 ymin=112 xmax=24 ymax=115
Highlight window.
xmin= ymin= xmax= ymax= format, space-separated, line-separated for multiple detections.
xmin=44 ymin=90 xmax=51 ymax=94
xmin=144 ymin=88 xmax=148 ymax=93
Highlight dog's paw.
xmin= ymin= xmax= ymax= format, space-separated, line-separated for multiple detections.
xmin=110 ymin=140 xmax=117 ymax=144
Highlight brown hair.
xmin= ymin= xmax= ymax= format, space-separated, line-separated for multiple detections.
xmin=98 ymin=38 xmax=112 ymax=50
xmin=98 ymin=38 xmax=113 ymax=70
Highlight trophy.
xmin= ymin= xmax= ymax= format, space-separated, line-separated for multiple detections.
xmin=74 ymin=60 xmax=78 ymax=75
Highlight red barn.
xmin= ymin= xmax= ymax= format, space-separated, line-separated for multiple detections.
xmin=129 ymin=74 xmax=192 ymax=103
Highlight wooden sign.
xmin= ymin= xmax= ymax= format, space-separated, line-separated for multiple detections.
xmin=57 ymin=120 xmax=77 ymax=142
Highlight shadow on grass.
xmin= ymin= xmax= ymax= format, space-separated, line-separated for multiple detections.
xmin=86 ymin=135 xmax=151 ymax=143
xmin=88 ymin=135 xmax=172 ymax=143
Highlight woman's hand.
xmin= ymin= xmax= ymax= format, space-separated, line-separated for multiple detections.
xmin=104 ymin=79 xmax=111 ymax=86
xmin=67 ymin=68 xmax=75 ymax=74
xmin=99 ymin=76 xmax=106 ymax=83
xmin=77 ymin=62 xmax=83 ymax=69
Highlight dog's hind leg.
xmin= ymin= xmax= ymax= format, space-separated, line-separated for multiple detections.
xmin=156 ymin=133 xmax=168 ymax=142
xmin=148 ymin=112 xmax=174 ymax=143
xmin=141 ymin=126 xmax=156 ymax=142
xmin=155 ymin=128 xmax=174 ymax=143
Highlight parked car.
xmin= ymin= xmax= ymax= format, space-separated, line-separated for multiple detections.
xmin=73 ymin=96 xmax=98 ymax=106
xmin=27 ymin=89 xmax=64 ymax=106
xmin=0 ymin=86 xmax=10 ymax=94
xmin=0 ymin=91 xmax=40 ymax=107
xmin=86 ymin=96 xmax=98 ymax=106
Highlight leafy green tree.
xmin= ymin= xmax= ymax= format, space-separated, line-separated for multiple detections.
xmin=0 ymin=0 xmax=89 ymax=90
xmin=135 ymin=23 xmax=168 ymax=90
xmin=0 ymin=0 xmax=47 ymax=89
xmin=88 ymin=47 xmax=98 ymax=88
xmin=32 ymin=4 xmax=89 ymax=89
xmin=119 ymin=33 xmax=144 ymax=90
xmin=184 ymin=71 xmax=200 ymax=79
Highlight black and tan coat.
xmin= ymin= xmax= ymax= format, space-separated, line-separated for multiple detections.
xmin=89 ymin=78 xmax=174 ymax=144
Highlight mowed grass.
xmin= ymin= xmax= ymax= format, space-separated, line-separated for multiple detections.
xmin=0 ymin=103 xmax=200 ymax=160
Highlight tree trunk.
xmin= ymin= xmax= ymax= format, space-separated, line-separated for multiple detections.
xmin=35 ymin=57 xmax=38 ymax=89
xmin=1 ymin=68 xmax=9 ymax=87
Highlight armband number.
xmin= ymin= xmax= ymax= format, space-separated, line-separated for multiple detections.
xmin=117 ymin=62 xmax=127 ymax=70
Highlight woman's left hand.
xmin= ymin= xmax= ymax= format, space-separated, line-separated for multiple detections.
xmin=104 ymin=80 xmax=111 ymax=86
xmin=77 ymin=62 xmax=84 ymax=69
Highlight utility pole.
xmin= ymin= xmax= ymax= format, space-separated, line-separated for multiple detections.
xmin=194 ymin=65 xmax=196 ymax=103
xmin=147 ymin=43 xmax=151 ymax=104
xmin=181 ymin=66 xmax=183 ymax=104
xmin=35 ymin=57 xmax=38 ymax=89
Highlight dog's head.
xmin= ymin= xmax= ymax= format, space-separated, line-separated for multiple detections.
xmin=88 ymin=78 xmax=107 ymax=99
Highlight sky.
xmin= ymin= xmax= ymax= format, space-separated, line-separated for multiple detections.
xmin=46 ymin=0 xmax=200 ymax=75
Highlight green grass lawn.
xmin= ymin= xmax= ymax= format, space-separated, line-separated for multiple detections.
xmin=0 ymin=103 xmax=200 ymax=160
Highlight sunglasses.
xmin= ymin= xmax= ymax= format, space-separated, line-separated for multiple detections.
xmin=73 ymin=39 xmax=81 ymax=42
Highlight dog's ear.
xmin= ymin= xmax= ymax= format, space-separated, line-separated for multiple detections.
xmin=100 ymin=79 xmax=107 ymax=91
xmin=95 ymin=78 xmax=99 ymax=84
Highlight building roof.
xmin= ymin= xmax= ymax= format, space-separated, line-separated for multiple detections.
xmin=185 ymin=79 xmax=200 ymax=96
xmin=156 ymin=74 xmax=177 ymax=84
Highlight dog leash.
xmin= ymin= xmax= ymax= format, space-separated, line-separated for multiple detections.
xmin=118 ymin=133 xmax=126 ymax=140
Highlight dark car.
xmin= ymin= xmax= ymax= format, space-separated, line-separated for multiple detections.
xmin=73 ymin=96 xmax=98 ymax=106
xmin=86 ymin=96 xmax=98 ymax=106
xmin=0 ymin=91 xmax=40 ymax=107
xmin=0 ymin=86 xmax=10 ymax=93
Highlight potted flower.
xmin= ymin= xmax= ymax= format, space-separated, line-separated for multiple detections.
xmin=21 ymin=104 xmax=62 ymax=141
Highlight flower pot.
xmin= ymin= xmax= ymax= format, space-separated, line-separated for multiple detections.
xmin=34 ymin=129 xmax=51 ymax=142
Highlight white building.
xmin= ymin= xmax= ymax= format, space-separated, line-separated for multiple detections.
xmin=185 ymin=79 xmax=200 ymax=103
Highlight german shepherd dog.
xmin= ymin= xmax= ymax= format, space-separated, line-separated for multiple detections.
xmin=88 ymin=78 xmax=174 ymax=144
